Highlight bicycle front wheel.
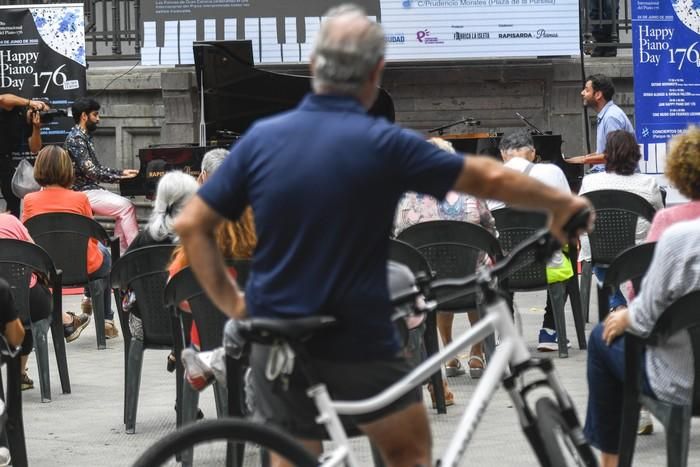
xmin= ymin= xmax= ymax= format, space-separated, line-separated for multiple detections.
xmin=535 ymin=398 xmax=598 ymax=467
xmin=132 ymin=418 xmax=318 ymax=467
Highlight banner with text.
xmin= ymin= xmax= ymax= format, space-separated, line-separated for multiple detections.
xmin=633 ymin=0 xmax=700 ymax=203
xmin=0 ymin=4 xmax=86 ymax=154
xmin=140 ymin=0 xmax=580 ymax=65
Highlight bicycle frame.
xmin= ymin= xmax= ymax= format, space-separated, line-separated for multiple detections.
xmin=307 ymin=293 xmax=544 ymax=467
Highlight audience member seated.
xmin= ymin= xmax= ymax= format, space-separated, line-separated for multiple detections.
xmin=0 ymin=212 xmax=90 ymax=390
xmin=122 ymin=171 xmax=199 ymax=343
xmin=0 ymin=278 xmax=26 ymax=349
xmin=393 ymin=137 xmax=495 ymax=406
xmin=579 ymin=130 xmax=663 ymax=313
xmin=584 ymin=217 xmax=700 ymax=467
xmin=174 ymin=212 xmax=256 ymax=390
xmin=21 ymin=145 xmax=117 ymax=339
xmin=647 ymin=127 xmax=700 ymax=242
xmin=489 ymin=130 xmax=574 ymax=352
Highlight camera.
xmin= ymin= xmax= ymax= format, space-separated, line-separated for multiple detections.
xmin=36 ymin=108 xmax=67 ymax=123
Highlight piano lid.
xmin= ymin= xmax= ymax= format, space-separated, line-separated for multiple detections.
xmin=193 ymin=40 xmax=395 ymax=142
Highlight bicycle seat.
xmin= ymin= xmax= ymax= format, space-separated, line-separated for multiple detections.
xmin=237 ymin=316 xmax=337 ymax=344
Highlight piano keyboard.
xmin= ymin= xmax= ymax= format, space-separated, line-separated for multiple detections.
xmin=142 ymin=15 xmax=376 ymax=66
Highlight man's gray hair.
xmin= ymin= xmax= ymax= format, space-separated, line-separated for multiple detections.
xmin=202 ymin=148 xmax=228 ymax=176
xmin=311 ymin=4 xmax=385 ymax=96
xmin=147 ymin=171 xmax=199 ymax=241
xmin=499 ymin=129 xmax=535 ymax=152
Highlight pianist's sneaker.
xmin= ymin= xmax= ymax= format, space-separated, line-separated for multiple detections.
xmin=537 ymin=328 xmax=571 ymax=352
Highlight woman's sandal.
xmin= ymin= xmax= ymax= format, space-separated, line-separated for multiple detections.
xmin=467 ymin=354 xmax=486 ymax=379
xmin=445 ymin=359 xmax=466 ymax=377
xmin=427 ymin=380 xmax=455 ymax=409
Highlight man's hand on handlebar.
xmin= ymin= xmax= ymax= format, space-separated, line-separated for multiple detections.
xmin=549 ymin=196 xmax=594 ymax=245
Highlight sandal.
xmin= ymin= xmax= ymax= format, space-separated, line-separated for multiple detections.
xmin=468 ymin=355 xmax=486 ymax=379
xmin=445 ymin=359 xmax=466 ymax=377
xmin=427 ymin=380 xmax=455 ymax=409
xmin=166 ymin=352 xmax=176 ymax=373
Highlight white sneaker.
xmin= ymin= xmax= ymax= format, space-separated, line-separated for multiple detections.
xmin=638 ymin=408 xmax=654 ymax=435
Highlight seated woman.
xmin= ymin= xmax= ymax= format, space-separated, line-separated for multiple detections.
xmin=123 ymin=171 xmax=199 ymax=343
xmin=171 ymin=208 xmax=256 ymax=389
xmin=394 ymin=137 xmax=496 ymax=406
xmin=0 ymin=212 xmax=90 ymax=390
xmin=585 ymin=217 xmax=700 ymax=467
xmin=579 ymin=130 xmax=663 ymax=312
xmin=0 ymin=278 xmax=26 ymax=350
xmin=21 ymin=145 xmax=115 ymax=340
xmin=647 ymin=126 xmax=700 ymax=242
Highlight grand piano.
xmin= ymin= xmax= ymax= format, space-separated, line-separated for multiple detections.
xmin=119 ymin=39 xmax=393 ymax=198
xmin=121 ymin=40 xmax=580 ymax=196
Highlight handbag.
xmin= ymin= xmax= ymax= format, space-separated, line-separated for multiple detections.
xmin=11 ymin=158 xmax=40 ymax=198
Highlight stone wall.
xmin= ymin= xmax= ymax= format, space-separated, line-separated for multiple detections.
xmin=86 ymin=57 xmax=634 ymax=168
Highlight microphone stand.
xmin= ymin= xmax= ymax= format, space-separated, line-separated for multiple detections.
xmin=428 ymin=117 xmax=481 ymax=136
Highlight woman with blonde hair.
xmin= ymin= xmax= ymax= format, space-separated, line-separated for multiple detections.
xmin=170 ymin=207 xmax=256 ymax=389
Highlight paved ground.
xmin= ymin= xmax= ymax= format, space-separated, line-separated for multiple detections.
xmin=17 ymin=287 xmax=700 ymax=466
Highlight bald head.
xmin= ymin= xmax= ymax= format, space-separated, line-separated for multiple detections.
xmin=311 ymin=4 xmax=385 ymax=100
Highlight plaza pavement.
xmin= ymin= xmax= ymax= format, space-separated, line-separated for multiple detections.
xmin=18 ymin=288 xmax=700 ymax=466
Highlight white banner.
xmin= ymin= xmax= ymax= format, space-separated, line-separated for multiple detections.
xmin=140 ymin=0 xmax=580 ymax=65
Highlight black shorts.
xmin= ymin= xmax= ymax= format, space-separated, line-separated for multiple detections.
xmin=249 ymin=343 xmax=422 ymax=440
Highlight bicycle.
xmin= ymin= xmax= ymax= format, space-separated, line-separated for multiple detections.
xmin=133 ymin=210 xmax=598 ymax=467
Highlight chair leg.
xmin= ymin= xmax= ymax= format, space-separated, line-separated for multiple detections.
xmin=213 ymin=381 xmax=228 ymax=419
xmin=617 ymin=398 xmax=642 ymax=467
xmin=580 ymin=261 xmax=592 ymax=323
xmin=125 ymin=339 xmax=144 ymax=434
xmin=226 ymin=356 xmax=245 ymax=467
xmin=423 ymin=311 xmax=446 ymax=413
xmin=5 ymin=357 xmax=27 ymax=467
xmin=179 ymin=383 xmax=200 ymax=467
xmin=89 ymin=280 xmax=107 ymax=350
xmin=565 ymin=277 xmax=587 ymax=350
xmin=665 ymin=406 xmax=691 ymax=467
xmin=30 ymin=319 xmax=52 ymax=403
xmin=548 ymin=283 xmax=568 ymax=358
xmin=49 ymin=305 xmax=71 ymax=395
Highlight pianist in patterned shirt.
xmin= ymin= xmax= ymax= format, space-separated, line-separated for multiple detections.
xmin=64 ymin=97 xmax=139 ymax=254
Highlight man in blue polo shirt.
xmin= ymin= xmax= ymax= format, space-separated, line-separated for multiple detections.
xmin=176 ymin=4 xmax=591 ymax=466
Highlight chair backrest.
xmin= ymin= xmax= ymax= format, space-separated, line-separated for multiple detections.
xmin=492 ymin=208 xmax=549 ymax=291
xmin=397 ymin=220 xmax=502 ymax=309
xmin=603 ymin=242 xmax=656 ymax=292
xmin=646 ymin=291 xmax=700 ymax=413
xmin=0 ymin=239 xmax=58 ymax=323
xmin=110 ymin=244 xmax=176 ymax=347
xmin=165 ymin=259 xmax=251 ymax=351
xmin=388 ymin=239 xmax=433 ymax=277
xmin=24 ymin=212 xmax=111 ymax=286
xmin=582 ymin=190 xmax=657 ymax=266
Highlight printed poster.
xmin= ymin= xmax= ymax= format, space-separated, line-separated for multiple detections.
xmin=633 ymin=0 xmax=700 ymax=203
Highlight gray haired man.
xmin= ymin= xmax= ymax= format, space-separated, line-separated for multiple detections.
xmin=176 ymin=5 xmax=591 ymax=466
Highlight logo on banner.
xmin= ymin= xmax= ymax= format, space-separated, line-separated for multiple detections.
xmin=386 ymin=33 xmax=406 ymax=43
xmin=536 ymin=29 xmax=558 ymax=39
xmin=454 ymin=32 xmax=490 ymax=40
xmin=416 ymin=29 xmax=444 ymax=44
xmin=498 ymin=32 xmax=533 ymax=38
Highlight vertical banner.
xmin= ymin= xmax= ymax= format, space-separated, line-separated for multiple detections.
xmin=0 ymin=4 xmax=86 ymax=158
xmin=632 ymin=0 xmax=700 ymax=203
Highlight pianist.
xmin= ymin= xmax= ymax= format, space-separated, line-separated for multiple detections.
xmin=65 ymin=97 xmax=139 ymax=254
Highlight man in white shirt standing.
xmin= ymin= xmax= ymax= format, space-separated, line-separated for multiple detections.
xmin=490 ymin=130 xmax=574 ymax=351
